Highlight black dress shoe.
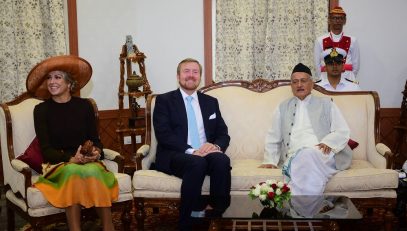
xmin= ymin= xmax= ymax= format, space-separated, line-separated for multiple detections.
xmin=204 ymin=209 xmax=223 ymax=218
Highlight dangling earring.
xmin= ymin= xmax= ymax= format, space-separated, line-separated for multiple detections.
xmin=70 ymin=81 xmax=77 ymax=92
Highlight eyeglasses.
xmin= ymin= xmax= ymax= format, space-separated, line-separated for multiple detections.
xmin=329 ymin=16 xmax=345 ymax=21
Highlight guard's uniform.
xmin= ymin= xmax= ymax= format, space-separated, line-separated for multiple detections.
xmin=314 ymin=6 xmax=360 ymax=81
xmin=314 ymin=33 xmax=359 ymax=81
xmin=316 ymin=72 xmax=361 ymax=92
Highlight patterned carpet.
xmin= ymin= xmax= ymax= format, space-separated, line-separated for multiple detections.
xmin=17 ymin=206 xmax=210 ymax=231
xmin=2 ymin=190 xmax=405 ymax=230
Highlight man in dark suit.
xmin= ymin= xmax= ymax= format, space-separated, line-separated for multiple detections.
xmin=153 ymin=58 xmax=231 ymax=230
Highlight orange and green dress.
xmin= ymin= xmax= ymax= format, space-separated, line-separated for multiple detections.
xmin=33 ymin=97 xmax=118 ymax=208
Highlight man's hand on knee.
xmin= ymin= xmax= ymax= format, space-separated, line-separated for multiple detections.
xmin=316 ymin=143 xmax=332 ymax=154
xmin=196 ymin=143 xmax=222 ymax=156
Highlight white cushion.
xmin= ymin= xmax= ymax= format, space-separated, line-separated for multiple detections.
xmin=133 ymin=159 xmax=398 ymax=197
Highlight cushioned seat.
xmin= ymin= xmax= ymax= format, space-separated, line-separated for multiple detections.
xmin=133 ymin=159 xmax=397 ymax=196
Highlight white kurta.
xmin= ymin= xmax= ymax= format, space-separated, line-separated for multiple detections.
xmin=316 ymin=72 xmax=361 ymax=92
xmin=314 ymin=32 xmax=360 ymax=81
xmin=263 ymin=95 xmax=350 ymax=195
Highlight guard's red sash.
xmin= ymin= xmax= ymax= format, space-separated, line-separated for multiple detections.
xmin=322 ymin=35 xmax=351 ymax=53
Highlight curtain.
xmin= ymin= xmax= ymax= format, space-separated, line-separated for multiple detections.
xmin=215 ymin=0 xmax=328 ymax=81
xmin=0 ymin=0 xmax=67 ymax=103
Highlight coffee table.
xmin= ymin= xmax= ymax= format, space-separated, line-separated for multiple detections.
xmin=208 ymin=195 xmax=362 ymax=230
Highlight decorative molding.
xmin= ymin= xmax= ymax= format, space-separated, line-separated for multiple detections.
xmin=67 ymin=0 xmax=78 ymax=55
xmin=200 ymin=79 xmax=291 ymax=93
xmin=246 ymin=79 xmax=289 ymax=92
xmin=330 ymin=0 xmax=339 ymax=10
xmin=203 ymin=0 xmax=212 ymax=86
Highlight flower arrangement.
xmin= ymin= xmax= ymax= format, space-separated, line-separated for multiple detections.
xmin=249 ymin=180 xmax=291 ymax=208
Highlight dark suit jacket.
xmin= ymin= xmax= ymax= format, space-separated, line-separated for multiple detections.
xmin=153 ymin=89 xmax=230 ymax=174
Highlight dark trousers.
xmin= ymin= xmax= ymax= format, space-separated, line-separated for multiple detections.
xmin=170 ymin=152 xmax=231 ymax=230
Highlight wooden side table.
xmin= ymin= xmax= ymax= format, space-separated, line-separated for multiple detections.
xmin=117 ymin=40 xmax=151 ymax=173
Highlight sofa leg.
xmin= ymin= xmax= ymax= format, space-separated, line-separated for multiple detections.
xmin=31 ymin=223 xmax=42 ymax=231
xmin=121 ymin=201 xmax=133 ymax=231
xmin=6 ymin=206 xmax=15 ymax=231
xmin=384 ymin=208 xmax=394 ymax=231
xmin=135 ymin=199 xmax=146 ymax=230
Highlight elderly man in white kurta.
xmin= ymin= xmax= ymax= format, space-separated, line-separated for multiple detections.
xmin=260 ymin=63 xmax=352 ymax=195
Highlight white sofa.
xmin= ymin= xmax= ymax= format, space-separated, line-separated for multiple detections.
xmin=132 ymin=79 xmax=398 ymax=230
xmin=0 ymin=94 xmax=133 ymax=230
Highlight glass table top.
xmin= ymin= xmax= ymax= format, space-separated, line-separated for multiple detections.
xmin=221 ymin=195 xmax=362 ymax=220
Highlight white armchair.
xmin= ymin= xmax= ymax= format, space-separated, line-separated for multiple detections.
xmin=0 ymin=94 xmax=133 ymax=230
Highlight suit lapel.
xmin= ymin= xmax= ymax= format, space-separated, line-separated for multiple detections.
xmin=173 ymin=90 xmax=188 ymax=138
xmin=197 ymin=92 xmax=210 ymax=133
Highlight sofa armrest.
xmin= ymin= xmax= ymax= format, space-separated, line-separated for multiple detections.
xmin=376 ymin=143 xmax=391 ymax=156
xmin=136 ymin=144 xmax=150 ymax=157
xmin=10 ymin=159 xmax=33 ymax=198
xmin=135 ymin=144 xmax=150 ymax=170
xmin=376 ymin=143 xmax=395 ymax=169
xmin=103 ymin=148 xmax=124 ymax=173
xmin=11 ymin=159 xmax=30 ymax=172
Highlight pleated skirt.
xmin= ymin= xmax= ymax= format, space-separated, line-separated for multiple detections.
xmin=34 ymin=161 xmax=118 ymax=208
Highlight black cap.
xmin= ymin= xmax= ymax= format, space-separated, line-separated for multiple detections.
xmin=292 ymin=63 xmax=312 ymax=76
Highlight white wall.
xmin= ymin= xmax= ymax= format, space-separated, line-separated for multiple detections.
xmin=77 ymin=0 xmax=204 ymax=110
xmin=341 ymin=0 xmax=407 ymax=107
xmin=77 ymin=0 xmax=406 ymax=109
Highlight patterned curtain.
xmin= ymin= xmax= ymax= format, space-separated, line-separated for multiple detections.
xmin=215 ymin=0 xmax=328 ymax=81
xmin=0 ymin=0 xmax=67 ymax=103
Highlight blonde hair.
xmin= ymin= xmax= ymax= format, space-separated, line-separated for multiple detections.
xmin=61 ymin=71 xmax=77 ymax=92
xmin=177 ymin=58 xmax=202 ymax=75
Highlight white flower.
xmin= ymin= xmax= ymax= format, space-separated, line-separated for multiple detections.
xmin=266 ymin=179 xmax=276 ymax=185
xmin=260 ymin=183 xmax=269 ymax=192
xmin=277 ymin=181 xmax=284 ymax=188
xmin=253 ymin=186 xmax=261 ymax=196
xmin=259 ymin=194 xmax=267 ymax=201
xmin=249 ymin=180 xmax=291 ymax=209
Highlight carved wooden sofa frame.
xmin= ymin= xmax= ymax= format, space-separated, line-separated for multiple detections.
xmin=132 ymin=79 xmax=398 ymax=230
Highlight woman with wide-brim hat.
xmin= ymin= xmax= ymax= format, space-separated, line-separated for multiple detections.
xmin=29 ymin=55 xmax=118 ymax=231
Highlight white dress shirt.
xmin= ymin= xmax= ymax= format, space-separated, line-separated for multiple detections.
xmin=316 ymin=72 xmax=361 ymax=92
xmin=180 ymin=89 xmax=207 ymax=154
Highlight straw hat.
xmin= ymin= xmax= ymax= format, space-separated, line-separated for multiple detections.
xmin=26 ymin=55 xmax=92 ymax=99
